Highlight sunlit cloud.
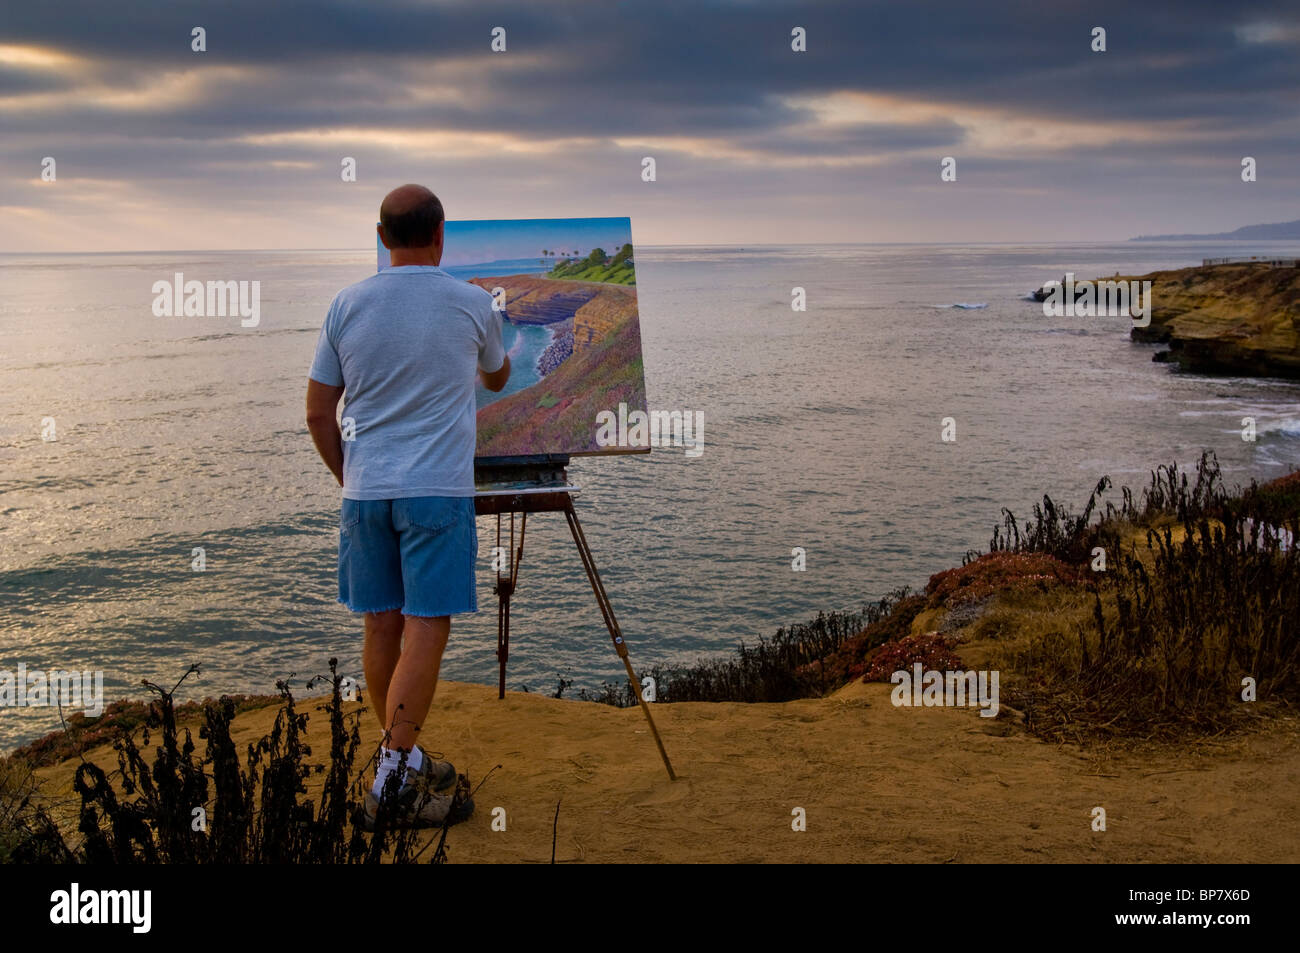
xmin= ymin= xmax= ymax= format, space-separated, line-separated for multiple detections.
xmin=0 ymin=43 xmax=80 ymax=69
xmin=0 ymin=64 xmax=259 ymax=114
xmin=236 ymin=126 xmax=601 ymax=157
xmin=781 ymin=90 xmax=1220 ymax=159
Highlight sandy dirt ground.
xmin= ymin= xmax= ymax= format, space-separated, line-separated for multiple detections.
xmin=34 ymin=678 xmax=1300 ymax=863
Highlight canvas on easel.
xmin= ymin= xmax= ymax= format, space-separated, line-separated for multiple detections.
xmin=379 ymin=216 xmax=651 ymax=471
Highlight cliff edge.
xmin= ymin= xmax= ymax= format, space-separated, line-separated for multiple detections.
xmin=1128 ymin=263 xmax=1300 ymax=378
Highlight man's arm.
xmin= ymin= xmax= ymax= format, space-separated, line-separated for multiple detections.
xmin=479 ymin=355 xmax=511 ymax=392
xmin=306 ymin=378 xmax=346 ymax=486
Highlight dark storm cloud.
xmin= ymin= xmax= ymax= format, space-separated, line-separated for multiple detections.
xmin=4 ymin=0 xmax=1298 ymax=141
xmin=740 ymin=119 xmax=967 ymax=157
xmin=0 ymin=64 xmax=74 ymax=95
xmin=3 ymin=0 xmax=1298 ymax=247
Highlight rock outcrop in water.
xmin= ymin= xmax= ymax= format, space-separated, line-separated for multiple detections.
xmin=537 ymin=321 xmax=574 ymax=376
xmin=1128 ymin=264 xmax=1300 ymax=378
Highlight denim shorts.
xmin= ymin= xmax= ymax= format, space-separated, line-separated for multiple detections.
xmin=338 ymin=496 xmax=478 ymax=617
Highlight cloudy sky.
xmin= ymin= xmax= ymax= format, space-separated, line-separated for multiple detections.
xmin=3 ymin=0 xmax=1299 ymax=251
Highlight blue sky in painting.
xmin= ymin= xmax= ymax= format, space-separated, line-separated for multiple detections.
xmin=378 ymin=217 xmax=633 ymax=270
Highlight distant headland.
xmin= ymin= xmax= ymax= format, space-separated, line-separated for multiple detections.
xmin=1130 ymin=219 xmax=1300 ymax=242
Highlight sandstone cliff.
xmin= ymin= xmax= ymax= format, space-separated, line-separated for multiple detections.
xmin=468 ymin=273 xmax=638 ymax=354
xmin=573 ymin=285 xmax=638 ymax=352
xmin=1127 ymin=264 xmax=1300 ymax=378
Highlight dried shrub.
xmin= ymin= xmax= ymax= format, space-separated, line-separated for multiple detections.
xmin=0 ymin=759 xmax=75 ymax=863
xmin=66 ymin=661 xmax=469 ymax=863
xmin=586 ymin=590 xmax=918 ymax=705
xmin=12 ymin=694 xmax=276 ymax=769
xmin=1009 ymin=455 xmax=1299 ymax=742
xmin=989 ymin=476 xmax=1113 ymax=563
xmin=1239 ymin=469 xmax=1300 ymax=527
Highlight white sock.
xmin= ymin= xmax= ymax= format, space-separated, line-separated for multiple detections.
xmin=405 ymin=745 xmax=424 ymax=773
xmin=372 ymin=744 xmax=424 ymax=797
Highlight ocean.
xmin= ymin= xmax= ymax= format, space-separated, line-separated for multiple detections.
xmin=3 ymin=241 xmax=1300 ymax=751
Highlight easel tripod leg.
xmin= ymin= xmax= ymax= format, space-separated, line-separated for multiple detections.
xmin=495 ymin=511 xmax=522 ymax=700
xmin=563 ymin=499 xmax=676 ymax=781
xmin=497 ymin=591 xmax=508 ymax=700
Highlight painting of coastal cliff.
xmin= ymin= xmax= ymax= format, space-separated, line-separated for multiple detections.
xmin=378 ymin=217 xmax=648 ymax=459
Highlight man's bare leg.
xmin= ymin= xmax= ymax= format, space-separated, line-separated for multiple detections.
xmin=384 ymin=614 xmax=451 ymax=753
xmin=362 ymin=609 xmax=404 ymax=735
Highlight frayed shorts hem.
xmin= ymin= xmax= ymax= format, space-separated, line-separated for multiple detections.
xmin=339 ymin=599 xmax=405 ymax=616
xmin=337 ymin=598 xmax=479 ymax=617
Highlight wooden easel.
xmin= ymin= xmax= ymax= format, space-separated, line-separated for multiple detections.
xmin=474 ymin=458 xmax=676 ymax=781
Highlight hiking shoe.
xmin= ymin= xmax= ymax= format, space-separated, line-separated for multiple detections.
xmin=415 ymin=751 xmax=457 ymax=793
xmin=362 ymin=777 xmax=474 ymax=832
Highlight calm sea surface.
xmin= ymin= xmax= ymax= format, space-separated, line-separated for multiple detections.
xmin=4 ymin=242 xmax=1300 ymax=750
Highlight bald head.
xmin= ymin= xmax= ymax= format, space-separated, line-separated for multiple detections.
xmin=379 ymin=184 xmax=444 ymax=249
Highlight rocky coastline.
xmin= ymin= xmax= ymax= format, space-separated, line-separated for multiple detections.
xmin=537 ymin=320 xmax=574 ymax=377
xmin=1126 ymin=263 xmax=1300 ymax=378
